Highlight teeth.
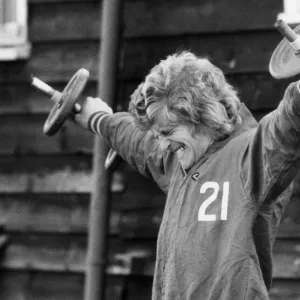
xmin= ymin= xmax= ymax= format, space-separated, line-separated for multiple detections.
xmin=176 ymin=146 xmax=185 ymax=157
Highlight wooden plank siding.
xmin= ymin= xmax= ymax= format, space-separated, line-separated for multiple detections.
xmin=0 ymin=271 xmax=125 ymax=300
xmin=0 ymin=0 xmax=300 ymax=299
xmin=27 ymin=0 xmax=283 ymax=40
xmin=0 ymin=272 xmax=300 ymax=300
xmin=0 ymin=33 xmax=291 ymax=82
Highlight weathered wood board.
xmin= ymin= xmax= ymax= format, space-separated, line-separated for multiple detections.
xmin=0 ymin=234 xmax=156 ymax=276
xmin=0 ymin=32 xmax=288 ymax=83
xmin=28 ymin=0 xmax=283 ymax=41
xmin=0 ymin=233 xmax=299 ymax=280
xmin=0 ymin=270 xmax=300 ymax=300
xmin=0 ymin=271 xmax=125 ymax=300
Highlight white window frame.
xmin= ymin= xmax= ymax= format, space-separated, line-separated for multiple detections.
xmin=0 ymin=0 xmax=31 ymax=61
xmin=278 ymin=0 xmax=300 ymax=24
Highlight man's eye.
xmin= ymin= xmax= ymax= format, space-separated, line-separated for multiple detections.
xmin=161 ymin=130 xmax=171 ymax=136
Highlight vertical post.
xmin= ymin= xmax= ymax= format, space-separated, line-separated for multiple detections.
xmin=84 ymin=0 xmax=123 ymax=300
xmin=0 ymin=0 xmax=4 ymax=24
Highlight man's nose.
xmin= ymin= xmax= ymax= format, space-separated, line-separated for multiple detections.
xmin=159 ymin=138 xmax=171 ymax=152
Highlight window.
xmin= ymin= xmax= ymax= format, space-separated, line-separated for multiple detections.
xmin=0 ymin=0 xmax=31 ymax=61
xmin=278 ymin=0 xmax=300 ymax=24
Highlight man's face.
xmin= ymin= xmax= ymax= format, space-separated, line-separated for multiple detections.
xmin=151 ymin=122 xmax=213 ymax=171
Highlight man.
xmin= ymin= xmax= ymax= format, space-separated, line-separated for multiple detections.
xmin=75 ymin=51 xmax=299 ymax=299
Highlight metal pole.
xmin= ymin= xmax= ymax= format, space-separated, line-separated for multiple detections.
xmin=84 ymin=1 xmax=123 ymax=299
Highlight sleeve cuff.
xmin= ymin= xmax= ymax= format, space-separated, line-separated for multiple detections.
xmin=87 ymin=111 xmax=110 ymax=137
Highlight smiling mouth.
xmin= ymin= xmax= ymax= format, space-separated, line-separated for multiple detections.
xmin=176 ymin=146 xmax=185 ymax=158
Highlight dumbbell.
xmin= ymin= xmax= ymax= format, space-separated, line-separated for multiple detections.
xmin=269 ymin=20 xmax=300 ymax=79
xmin=31 ymin=68 xmax=120 ymax=170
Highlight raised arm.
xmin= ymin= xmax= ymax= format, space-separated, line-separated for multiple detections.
xmin=74 ymin=97 xmax=177 ymax=193
xmin=241 ymin=81 xmax=300 ymax=206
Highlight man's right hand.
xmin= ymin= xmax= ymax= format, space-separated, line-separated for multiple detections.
xmin=74 ymin=97 xmax=113 ymax=130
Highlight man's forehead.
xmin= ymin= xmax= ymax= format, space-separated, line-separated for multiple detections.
xmin=148 ymin=110 xmax=168 ymax=128
xmin=146 ymin=102 xmax=178 ymax=132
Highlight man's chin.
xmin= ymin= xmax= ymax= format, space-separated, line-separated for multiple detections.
xmin=179 ymin=160 xmax=190 ymax=171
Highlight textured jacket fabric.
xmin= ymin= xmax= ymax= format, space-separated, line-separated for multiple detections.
xmin=88 ymin=82 xmax=300 ymax=300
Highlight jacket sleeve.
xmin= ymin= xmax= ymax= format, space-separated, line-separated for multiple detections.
xmin=87 ymin=111 xmax=178 ymax=193
xmin=241 ymin=81 xmax=300 ymax=207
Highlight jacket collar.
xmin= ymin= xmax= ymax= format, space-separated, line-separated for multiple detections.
xmin=230 ymin=103 xmax=258 ymax=139
xmin=181 ymin=103 xmax=258 ymax=175
xmin=190 ymin=103 xmax=257 ymax=171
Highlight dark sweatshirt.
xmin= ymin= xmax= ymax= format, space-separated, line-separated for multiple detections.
xmin=88 ymin=82 xmax=300 ymax=300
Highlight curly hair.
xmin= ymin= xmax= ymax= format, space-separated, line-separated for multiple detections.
xmin=128 ymin=51 xmax=241 ymax=141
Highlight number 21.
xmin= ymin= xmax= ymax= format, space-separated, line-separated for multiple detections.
xmin=198 ymin=181 xmax=229 ymax=221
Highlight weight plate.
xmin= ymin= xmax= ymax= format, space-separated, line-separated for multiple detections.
xmin=105 ymin=149 xmax=121 ymax=170
xmin=269 ymin=24 xmax=300 ymax=79
xmin=43 ymin=68 xmax=89 ymax=136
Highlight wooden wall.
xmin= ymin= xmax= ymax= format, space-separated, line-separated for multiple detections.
xmin=1 ymin=0 xmax=300 ymax=299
